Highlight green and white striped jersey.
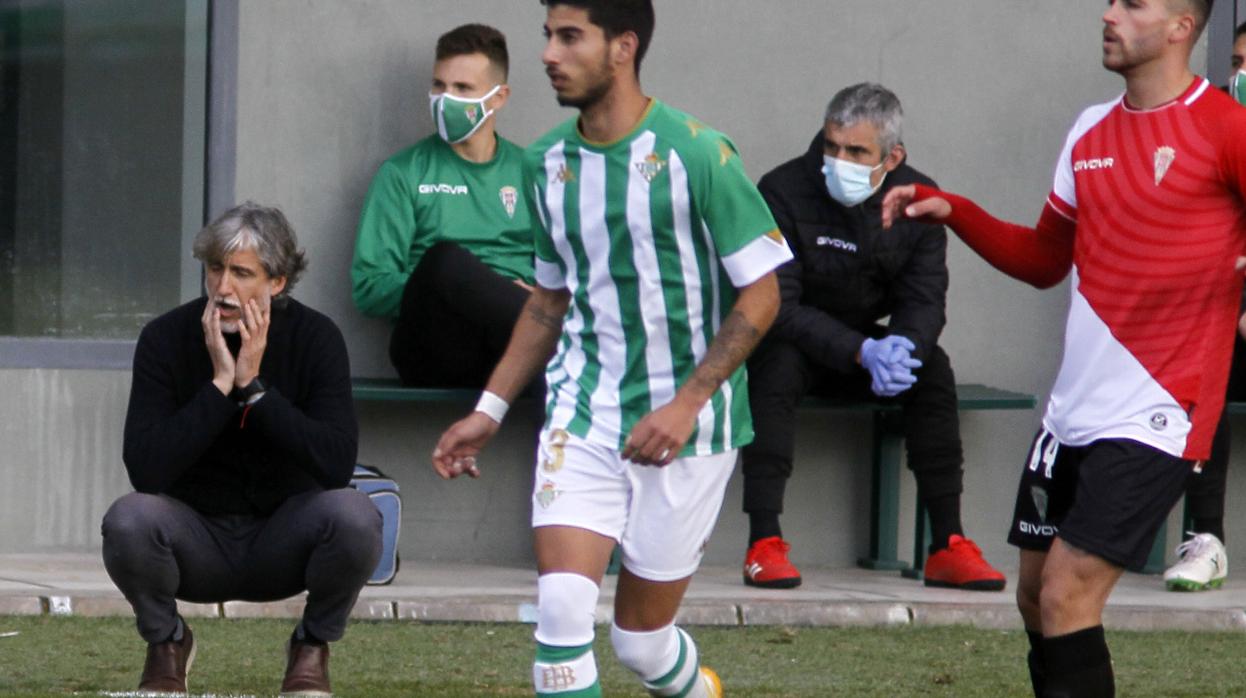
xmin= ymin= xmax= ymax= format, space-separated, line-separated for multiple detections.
xmin=526 ymin=99 xmax=792 ymax=456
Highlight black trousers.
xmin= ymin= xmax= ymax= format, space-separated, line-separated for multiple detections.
xmin=101 ymin=489 xmax=381 ymax=644
xmin=742 ymin=337 xmax=964 ymax=514
xmin=390 ymin=242 xmax=529 ymax=388
xmin=1185 ymin=332 xmax=1246 ymax=526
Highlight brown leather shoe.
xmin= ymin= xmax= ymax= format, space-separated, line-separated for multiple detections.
xmin=138 ymin=623 xmax=196 ymax=694
xmin=280 ymin=637 xmax=332 ymax=697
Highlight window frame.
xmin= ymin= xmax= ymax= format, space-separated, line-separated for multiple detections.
xmin=0 ymin=0 xmax=236 ymax=369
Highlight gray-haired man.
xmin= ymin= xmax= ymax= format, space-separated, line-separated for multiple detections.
xmin=740 ymin=83 xmax=1005 ymax=591
xmin=102 ymin=202 xmax=381 ymax=695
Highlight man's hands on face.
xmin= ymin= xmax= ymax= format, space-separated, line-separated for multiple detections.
xmin=202 ymin=300 xmax=236 ymax=396
xmin=622 ymin=398 xmax=699 ymax=466
xmin=233 ymin=295 xmax=271 ymax=389
xmin=202 ymin=292 xmax=272 ymax=396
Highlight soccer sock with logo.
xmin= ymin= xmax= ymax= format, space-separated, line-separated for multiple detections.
xmin=533 ymin=573 xmax=601 ymax=696
xmin=1040 ymin=625 xmax=1113 ymax=698
xmin=533 ymin=642 xmax=600 ymax=696
xmin=611 ymin=623 xmax=708 ymax=697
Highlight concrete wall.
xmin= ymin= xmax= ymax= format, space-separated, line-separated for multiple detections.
xmin=234 ymin=0 xmax=1129 ymax=388
xmin=2 ymin=369 xmax=1243 ymax=576
xmin=0 ymin=370 xmax=132 ymax=551
xmin=0 ymin=2 xmax=1235 ymax=575
xmin=224 ymin=0 xmax=1146 ymax=567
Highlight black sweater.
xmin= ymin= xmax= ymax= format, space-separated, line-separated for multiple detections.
xmin=122 ymin=297 xmax=358 ymax=515
xmin=758 ymin=133 xmax=949 ymax=373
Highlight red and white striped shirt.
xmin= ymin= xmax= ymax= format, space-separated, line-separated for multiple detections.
xmin=920 ymin=78 xmax=1246 ymax=460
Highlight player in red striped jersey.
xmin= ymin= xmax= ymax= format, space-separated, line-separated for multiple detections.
xmin=882 ymin=1 xmax=1243 ymax=696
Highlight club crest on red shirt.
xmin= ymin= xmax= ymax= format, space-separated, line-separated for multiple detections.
xmin=1153 ymin=146 xmax=1175 ymax=186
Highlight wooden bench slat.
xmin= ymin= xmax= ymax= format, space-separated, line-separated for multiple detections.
xmin=350 ymin=378 xmax=476 ymax=402
xmin=799 ymin=383 xmax=1035 ymax=411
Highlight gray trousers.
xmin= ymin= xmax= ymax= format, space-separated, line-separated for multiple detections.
xmin=101 ymin=488 xmax=382 ymax=644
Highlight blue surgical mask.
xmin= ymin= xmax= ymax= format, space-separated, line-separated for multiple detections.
xmin=822 ymin=155 xmax=885 ymax=207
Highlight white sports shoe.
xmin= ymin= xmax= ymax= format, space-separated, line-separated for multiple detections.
xmin=1163 ymin=532 xmax=1228 ymax=591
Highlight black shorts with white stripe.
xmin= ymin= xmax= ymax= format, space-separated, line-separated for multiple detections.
xmin=1007 ymin=428 xmax=1192 ymax=571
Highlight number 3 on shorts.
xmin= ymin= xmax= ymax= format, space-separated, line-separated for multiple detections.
xmin=542 ymin=428 xmax=569 ymax=473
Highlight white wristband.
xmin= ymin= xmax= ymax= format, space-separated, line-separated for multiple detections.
xmin=475 ymin=390 xmax=509 ymax=424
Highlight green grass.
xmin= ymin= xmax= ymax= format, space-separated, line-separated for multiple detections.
xmin=0 ymin=616 xmax=1242 ymax=697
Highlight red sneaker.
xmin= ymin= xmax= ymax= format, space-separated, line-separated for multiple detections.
xmin=924 ymin=534 xmax=1006 ymax=591
xmin=743 ymin=536 xmax=802 ymax=588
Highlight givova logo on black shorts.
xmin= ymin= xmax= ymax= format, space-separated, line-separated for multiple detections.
xmin=1018 ymin=520 xmax=1057 ymax=536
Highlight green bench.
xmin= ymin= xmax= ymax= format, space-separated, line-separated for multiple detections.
xmin=352 ymin=377 xmax=1036 ymax=576
xmin=352 ymin=379 xmax=483 ymax=403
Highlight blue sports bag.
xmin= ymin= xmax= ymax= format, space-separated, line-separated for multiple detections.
xmin=351 ymin=464 xmax=401 ymax=585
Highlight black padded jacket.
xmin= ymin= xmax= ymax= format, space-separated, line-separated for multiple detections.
xmin=757 ymin=132 xmax=949 ymax=373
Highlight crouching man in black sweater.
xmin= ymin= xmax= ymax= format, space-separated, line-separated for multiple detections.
xmin=102 ymin=202 xmax=381 ymax=696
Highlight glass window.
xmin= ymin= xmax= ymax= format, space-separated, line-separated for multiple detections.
xmin=0 ymin=0 xmax=207 ymax=339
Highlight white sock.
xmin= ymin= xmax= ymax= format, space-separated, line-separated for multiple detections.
xmin=611 ymin=622 xmax=705 ymax=697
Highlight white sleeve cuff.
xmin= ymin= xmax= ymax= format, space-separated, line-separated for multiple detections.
xmin=720 ymin=231 xmax=793 ymax=287
xmin=534 ymin=257 xmax=566 ymax=290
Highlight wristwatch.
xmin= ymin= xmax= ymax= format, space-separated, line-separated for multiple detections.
xmin=238 ymin=377 xmax=267 ymax=402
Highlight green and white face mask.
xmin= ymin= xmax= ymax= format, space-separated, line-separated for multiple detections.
xmin=1233 ymin=71 xmax=1246 ymax=107
xmin=428 ymin=85 xmax=501 ymax=144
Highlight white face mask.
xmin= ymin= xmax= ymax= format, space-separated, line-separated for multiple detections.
xmin=428 ymin=85 xmax=501 ymax=144
xmin=822 ymin=155 xmax=886 ymax=207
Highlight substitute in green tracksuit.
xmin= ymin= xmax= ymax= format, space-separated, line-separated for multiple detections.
xmin=352 ymin=23 xmax=535 ymax=387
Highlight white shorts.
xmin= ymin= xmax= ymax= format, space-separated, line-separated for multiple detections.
xmin=530 ymin=428 xmax=737 ymax=582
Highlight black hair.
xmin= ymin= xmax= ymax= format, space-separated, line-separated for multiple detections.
xmin=541 ymin=0 xmax=655 ymax=74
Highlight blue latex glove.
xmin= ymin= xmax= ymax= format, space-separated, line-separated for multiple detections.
xmin=859 ymin=335 xmax=924 ymax=397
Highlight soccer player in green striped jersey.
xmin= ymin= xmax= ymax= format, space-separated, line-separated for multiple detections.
xmin=433 ymin=2 xmax=791 ymax=696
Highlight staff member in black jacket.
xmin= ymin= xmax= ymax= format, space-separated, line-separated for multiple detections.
xmin=740 ymin=83 xmax=1005 ymax=591
xmin=102 ymin=202 xmax=381 ymax=696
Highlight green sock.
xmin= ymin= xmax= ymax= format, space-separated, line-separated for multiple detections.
xmin=533 ymin=642 xmax=602 ymax=697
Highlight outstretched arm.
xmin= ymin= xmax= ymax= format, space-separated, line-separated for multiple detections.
xmin=431 ymin=285 xmax=570 ymax=479
xmin=621 ymin=271 xmax=780 ymax=466
xmin=882 ymin=183 xmax=1075 ymax=289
